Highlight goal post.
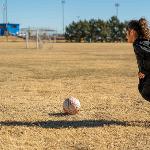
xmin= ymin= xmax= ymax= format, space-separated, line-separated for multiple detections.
xmin=21 ymin=27 xmax=57 ymax=49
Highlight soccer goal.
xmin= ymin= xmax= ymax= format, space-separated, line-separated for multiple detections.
xmin=21 ymin=28 xmax=57 ymax=49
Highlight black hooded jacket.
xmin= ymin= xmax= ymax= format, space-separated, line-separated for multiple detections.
xmin=133 ymin=38 xmax=150 ymax=75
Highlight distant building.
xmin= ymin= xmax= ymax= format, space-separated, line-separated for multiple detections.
xmin=0 ymin=23 xmax=20 ymax=36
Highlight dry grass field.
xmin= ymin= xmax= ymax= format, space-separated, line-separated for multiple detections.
xmin=0 ymin=42 xmax=150 ymax=150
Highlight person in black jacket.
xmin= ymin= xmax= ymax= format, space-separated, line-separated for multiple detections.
xmin=126 ymin=18 xmax=150 ymax=102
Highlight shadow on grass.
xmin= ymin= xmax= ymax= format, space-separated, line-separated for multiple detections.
xmin=0 ymin=119 xmax=150 ymax=128
xmin=48 ymin=112 xmax=69 ymax=117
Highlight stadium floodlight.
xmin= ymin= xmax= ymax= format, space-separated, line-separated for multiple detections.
xmin=115 ymin=3 xmax=120 ymax=18
xmin=61 ymin=0 xmax=65 ymax=35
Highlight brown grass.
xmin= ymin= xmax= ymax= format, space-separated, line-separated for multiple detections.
xmin=0 ymin=42 xmax=150 ymax=150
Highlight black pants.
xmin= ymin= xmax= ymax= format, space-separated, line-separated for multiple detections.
xmin=138 ymin=75 xmax=150 ymax=102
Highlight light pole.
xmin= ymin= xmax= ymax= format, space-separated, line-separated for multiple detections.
xmin=2 ymin=3 xmax=5 ymax=23
xmin=2 ymin=0 xmax=7 ymax=24
xmin=4 ymin=0 xmax=8 ymax=41
xmin=5 ymin=0 xmax=8 ymax=24
xmin=61 ymin=0 xmax=65 ymax=35
xmin=115 ymin=3 xmax=120 ymax=18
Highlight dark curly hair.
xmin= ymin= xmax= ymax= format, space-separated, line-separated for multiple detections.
xmin=127 ymin=18 xmax=150 ymax=39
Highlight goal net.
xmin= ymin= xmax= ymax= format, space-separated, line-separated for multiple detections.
xmin=20 ymin=28 xmax=57 ymax=49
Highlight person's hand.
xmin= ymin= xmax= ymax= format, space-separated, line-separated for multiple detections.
xmin=138 ymin=72 xmax=145 ymax=79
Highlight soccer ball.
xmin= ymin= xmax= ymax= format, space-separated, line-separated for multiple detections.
xmin=63 ymin=96 xmax=81 ymax=115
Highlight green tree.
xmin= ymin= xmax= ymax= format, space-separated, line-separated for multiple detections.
xmin=65 ymin=16 xmax=127 ymax=42
xmin=107 ymin=16 xmax=126 ymax=42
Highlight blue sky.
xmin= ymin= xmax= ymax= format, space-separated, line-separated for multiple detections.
xmin=0 ymin=0 xmax=150 ymax=33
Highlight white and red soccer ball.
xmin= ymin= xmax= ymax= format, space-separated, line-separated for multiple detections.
xmin=63 ymin=96 xmax=81 ymax=115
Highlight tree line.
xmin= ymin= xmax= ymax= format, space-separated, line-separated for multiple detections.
xmin=65 ymin=16 xmax=128 ymax=42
